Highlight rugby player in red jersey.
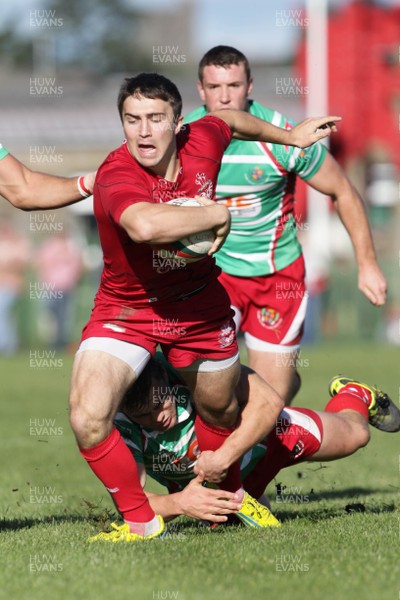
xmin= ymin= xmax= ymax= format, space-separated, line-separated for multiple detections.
xmin=69 ymin=72 xmax=340 ymax=541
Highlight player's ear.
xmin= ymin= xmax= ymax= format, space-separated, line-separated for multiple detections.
xmin=197 ymin=79 xmax=206 ymax=102
xmin=247 ymin=76 xmax=253 ymax=96
xmin=174 ymin=116 xmax=184 ymax=134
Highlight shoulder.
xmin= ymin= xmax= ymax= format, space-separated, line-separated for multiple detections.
xmin=179 ymin=115 xmax=232 ymax=148
xmin=184 ymin=105 xmax=208 ymax=124
xmin=97 ymin=143 xmax=146 ymax=186
xmin=249 ymin=100 xmax=293 ymax=129
xmin=0 ymin=143 xmax=9 ymax=160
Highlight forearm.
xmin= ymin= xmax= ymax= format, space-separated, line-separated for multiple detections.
xmin=121 ymin=202 xmax=230 ymax=244
xmin=146 ymin=478 xmax=241 ymax=522
xmin=0 ymin=155 xmax=87 ymax=210
xmin=306 ymin=152 xmax=386 ymax=305
xmin=333 ymin=185 xmax=377 ymax=266
xmin=145 ymin=490 xmax=182 ymax=521
xmin=210 ymin=111 xmax=340 ymax=148
xmin=20 ymin=173 xmax=85 ymax=210
xmin=211 ymin=109 xmax=291 ymax=145
xmin=212 ymin=369 xmax=284 ymax=470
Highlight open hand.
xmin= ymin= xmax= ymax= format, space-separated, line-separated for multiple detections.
xmin=289 ymin=116 xmax=342 ymax=148
xmin=179 ymin=472 xmax=241 ymax=521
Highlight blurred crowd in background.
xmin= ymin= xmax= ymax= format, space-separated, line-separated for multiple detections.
xmin=0 ymin=0 xmax=399 ymax=354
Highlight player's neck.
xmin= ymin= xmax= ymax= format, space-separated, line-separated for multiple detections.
xmin=152 ymin=152 xmax=180 ymax=182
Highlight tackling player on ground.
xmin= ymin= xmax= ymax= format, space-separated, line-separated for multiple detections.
xmin=88 ymin=353 xmax=399 ymax=540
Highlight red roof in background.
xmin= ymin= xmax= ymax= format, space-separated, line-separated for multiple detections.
xmin=296 ymin=0 xmax=400 ymax=167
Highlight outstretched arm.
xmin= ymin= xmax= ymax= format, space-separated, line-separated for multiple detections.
xmin=0 ymin=153 xmax=96 ymax=210
xmin=307 ymin=152 xmax=387 ymax=306
xmin=210 ymin=110 xmax=341 ymax=149
xmin=194 ymin=366 xmax=284 ymax=483
xmin=136 ymin=457 xmax=240 ymax=522
xmin=145 ymin=473 xmax=241 ymax=523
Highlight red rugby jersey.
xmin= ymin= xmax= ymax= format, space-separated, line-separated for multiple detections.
xmin=94 ymin=116 xmax=232 ymax=307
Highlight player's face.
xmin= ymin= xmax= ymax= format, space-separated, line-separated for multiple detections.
xmin=122 ymin=95 xmax=184 ymax=176
xmin=198 ymin=63 xmax=253 ymax=113
xmin=127 ymin=376 xmax=178 ymax=432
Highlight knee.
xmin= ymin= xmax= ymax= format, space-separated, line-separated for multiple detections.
xmin=195 ymin=392 xmax=239 ymax=428
xmin=69 ymin=394 xmax=113 ymax=448
xmin=355 ymin=422 xmax=370 ymax=449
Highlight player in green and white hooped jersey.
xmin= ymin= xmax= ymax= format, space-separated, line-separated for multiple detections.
xmin=0 ymin=143 xmax=95 ymax=209
xmin=185 ymin=46 xmax=387 ymax=405
xmin=113 ymin=353 xmax=399 ymax=525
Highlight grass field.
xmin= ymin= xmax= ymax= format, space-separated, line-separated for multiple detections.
xmin=0 ymin=342 xmax=399 ymax=600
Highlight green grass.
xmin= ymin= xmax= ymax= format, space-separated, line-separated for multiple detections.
xmin=0 ymin=343 xmax=399 ymax=600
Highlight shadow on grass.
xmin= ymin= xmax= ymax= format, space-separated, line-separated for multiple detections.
xmin=275 ymin=501 xmax=397 ymax=523
xmin=272 ymin=483 xmax=399 ymax=504
xmin=0 ymin=513 xmax=88 ymax=532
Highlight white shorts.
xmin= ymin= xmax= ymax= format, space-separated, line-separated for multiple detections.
xmin=77 ymin=337 xmax=239 ymax=375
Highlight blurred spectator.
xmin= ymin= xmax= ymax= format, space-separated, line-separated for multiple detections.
xmin=35 ymin=231 xmax=84 ymax=349
xmin=0 ymin=219 xmax=30 ymax=354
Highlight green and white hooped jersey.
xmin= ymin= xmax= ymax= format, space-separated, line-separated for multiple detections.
xmin=184 ymin=102 xmax=327 ymax=277
xmin=114 ymin=355 xmax=267 ymax=491
xmin=0 ymin=144 xmax=9 ymax=160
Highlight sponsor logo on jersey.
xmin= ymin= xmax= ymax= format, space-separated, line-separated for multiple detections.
xmin=257 ymin=307 xmax=283 ymax=330
xmin=218 ymin=320 xmax=236 ymax=348
xmin=289 ymin=440 xmax=305 ymax=460
xmin=244 ymin=166 xmax=269 ymax=186
xmin=187 ymin=439 xmax=200 ymax=461
xmin=195 ymin=172 xmax=214 ymax=198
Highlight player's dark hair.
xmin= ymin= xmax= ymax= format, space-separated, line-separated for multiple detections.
xmin=117 ymin=73 xmax=182 ymax=121
xmin=121 ymin=358 xmax=166 ymax=414
xmin=198 ymin=45 xmax=251 ymax=82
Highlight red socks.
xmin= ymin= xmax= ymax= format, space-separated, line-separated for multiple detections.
xmin=194 ymin=414 xmax=242 ymax=492
xmin=79 ymin=428 xmax=154 ymax=522
xmin=325 ymin=384 xmax=370 ymax=419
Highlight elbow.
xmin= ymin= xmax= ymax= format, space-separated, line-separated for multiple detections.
xmin=263 ymin=386 xmax=284 ymax=421
xmin=127 ymin=214 xmax=157 ymax=243
xmin=2 ymin=192 xmax=34 ymax=211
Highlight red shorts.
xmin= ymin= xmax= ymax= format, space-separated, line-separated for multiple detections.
xmin=218 ymin=255 xmax=307 ymax=349
xmin=81 ymin=279 xmax=238 ymax=368
xmin=243 ymin=407 xmax=323 ymax=499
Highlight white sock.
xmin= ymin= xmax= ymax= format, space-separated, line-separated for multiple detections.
xmin=235 ymin=487 xmax=245 ymax=505
xmin=124 ymin=514 xmax=162 ymax=536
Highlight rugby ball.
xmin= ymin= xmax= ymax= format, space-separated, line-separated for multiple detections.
xmin=166 ymin=197 xmax=215 ymax=261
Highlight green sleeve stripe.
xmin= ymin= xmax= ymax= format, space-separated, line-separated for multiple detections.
xmin=299 ymin=144 xmax=327 ymax=180
xmin=0 ymin=144 xmax=9 ymax=160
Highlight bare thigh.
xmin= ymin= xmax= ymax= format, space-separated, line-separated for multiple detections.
xmin=177 ymin=359 xmax=241 ymax=427
xmin=69 ymin=350 xmax=139 ymax=447
xmin=247 ymin=347 xmax=299 ymax=405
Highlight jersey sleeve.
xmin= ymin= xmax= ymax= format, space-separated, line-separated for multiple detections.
xmin=269 ymin=112 xmax=327 ymax=180
xmin=184 ymin=115 xmax=232 ymax=162
xmin=0 ymin=144 xmax=9 ymax=160
xmin=114 ymin=412 xmax=145 ymax=464
xmin=183 ymin=105 xmax=208 ymax=124
xmin=291 ymin=140 xmax=327 ymax=180
xmin=96 ymin=160 xmax=152 ymax=225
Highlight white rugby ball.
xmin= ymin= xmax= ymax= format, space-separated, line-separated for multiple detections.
xmin=166 ymin=197 xmax=215 ymax=261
